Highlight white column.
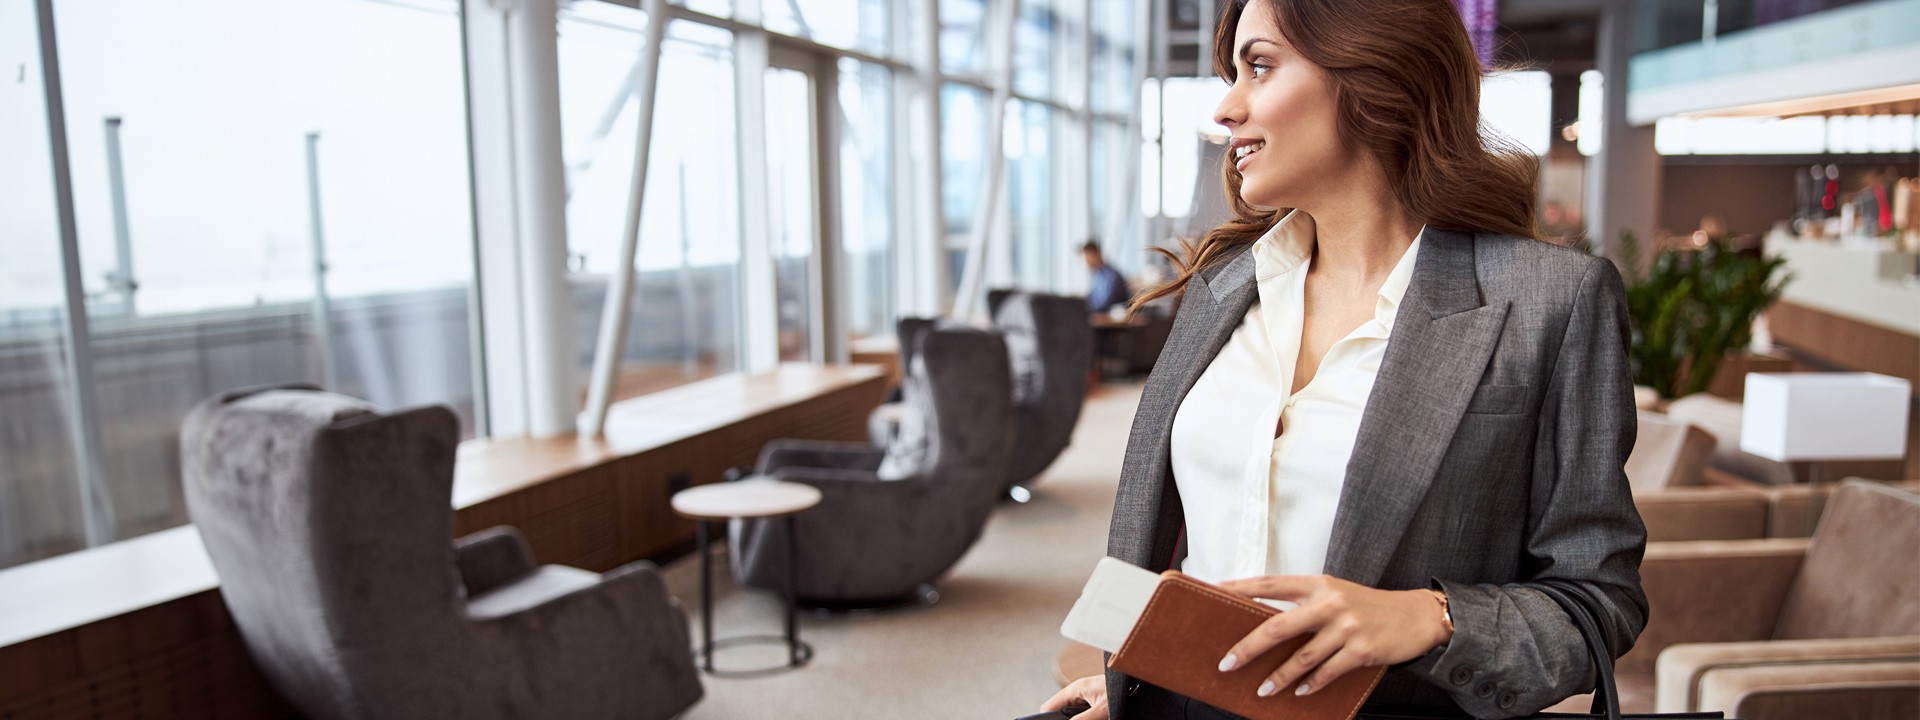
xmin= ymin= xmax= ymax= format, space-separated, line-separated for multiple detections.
xmin=463 ymin=0 xmax=577 ymax=438
xmin=737 ymin=29 xmax=781 ymax=372
xmin=899 ymin=0 xmax=949 ymax=320
xmin=1586 ymin=0 xmax=1662 ymax=261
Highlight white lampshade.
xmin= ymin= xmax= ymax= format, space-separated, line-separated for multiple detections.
xmin=1739 ymin=372 xmax=1911 ymax=462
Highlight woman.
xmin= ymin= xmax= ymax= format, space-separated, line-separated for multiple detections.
xmin=1040 ymin=0 xmax=1647 ymax=718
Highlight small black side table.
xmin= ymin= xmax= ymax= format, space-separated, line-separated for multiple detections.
xmin=670 ymin=477 xmax=820 ymax=676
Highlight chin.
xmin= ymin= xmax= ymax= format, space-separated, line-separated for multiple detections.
xmin=1235 ymin=179 xmax=1291 ymax=212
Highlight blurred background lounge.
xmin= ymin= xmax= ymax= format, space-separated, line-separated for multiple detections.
xmin=1 ymin=0 xmax=1915 ymax=718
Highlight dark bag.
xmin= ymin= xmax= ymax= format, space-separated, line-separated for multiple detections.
xmin=1359 ymin=583 xmax=1728 ymax=720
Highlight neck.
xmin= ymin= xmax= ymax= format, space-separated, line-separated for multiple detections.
xmin=1299 ymin=169 xmax=1423 ymax=284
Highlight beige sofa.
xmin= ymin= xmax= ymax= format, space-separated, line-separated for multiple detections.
xmin=1617 ymin=480 xmax=1920 ymax=719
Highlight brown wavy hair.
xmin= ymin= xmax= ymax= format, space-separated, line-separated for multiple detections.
xmin=1128 ymin=0 xmax=1538 ymax=316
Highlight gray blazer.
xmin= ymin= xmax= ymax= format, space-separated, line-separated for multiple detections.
xmin=1104 ymin=228 xmax=1648 ymax=719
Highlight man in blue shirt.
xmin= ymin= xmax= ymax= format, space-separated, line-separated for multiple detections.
xmin=1082 ymin=240 xmax=1131 ymax=314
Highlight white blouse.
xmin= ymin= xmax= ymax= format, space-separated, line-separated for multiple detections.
xmin=1170 ymin=210 xmax=1423 ymax=588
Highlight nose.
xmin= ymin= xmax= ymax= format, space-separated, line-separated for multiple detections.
xmin=1214 ymin=80 xmax=1246 ymax=131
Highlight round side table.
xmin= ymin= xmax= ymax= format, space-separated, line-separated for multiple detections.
xmin=670 ymin=477 xmax=821 ymax=676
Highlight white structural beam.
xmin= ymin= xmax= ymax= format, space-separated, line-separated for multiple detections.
xmin=951 ymin=0 xmax=1020 ymax=322
xmin=737 ymin=28 xmax=781 ymax=372
xmin=581 ymin=0 xmax=670 ymax=439
xmin=1585 ymin=0 xmax=1662 ymax=261
xmin=904 ymin=0 xmax=949 ymax=319
xmin=463 ymin=0 xmax=578 ymax=439
xmin=36 ymin=0 xmax=117 ymax=547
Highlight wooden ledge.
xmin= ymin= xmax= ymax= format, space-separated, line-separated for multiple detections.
xmin=452 ymin=363 xmax=885 ymax=508
xmin=0 ymin=363 xmax=887 ymax=714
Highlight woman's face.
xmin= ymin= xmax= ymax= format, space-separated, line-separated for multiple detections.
xmin=1213 ymin=1 xmax=1351 ymax=210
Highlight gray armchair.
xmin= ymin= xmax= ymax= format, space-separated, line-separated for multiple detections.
xmin=732 ymin=326 xmax=1015 ymax=604
xmin=181 ymin=386 xmax=702 ymax=720
xmin=866 ymin=316 xmax=939 ymax=447
xmin=990 ymin=291 xmax=1093 ymax=496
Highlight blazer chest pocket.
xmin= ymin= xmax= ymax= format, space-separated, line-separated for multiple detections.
xmin=1465 ymin=384 xmax=1529 ymax=415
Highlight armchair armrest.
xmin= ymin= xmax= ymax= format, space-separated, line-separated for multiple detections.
xmin=1655 ymin=636 xmax=1920 ymax=714
xmin=1635 ymin=486 xmax=1770 ymax=542
xmin=1700 ymin=465 xmax=1768 ymax=490
xmin=454 ymin=525 xmax=536 ymax=597
xmin=1618 ymin=538 xmax=1810 ymax=676
xmin=756 ymin=439 xmax=885 ymax=474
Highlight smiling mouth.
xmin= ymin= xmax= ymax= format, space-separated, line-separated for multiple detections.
xmin=1234 ymin=140 xmax=1265 ymax=170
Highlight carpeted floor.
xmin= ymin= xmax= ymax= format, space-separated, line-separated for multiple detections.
xmin=658 ymin=381 xmax=1143 ymax=719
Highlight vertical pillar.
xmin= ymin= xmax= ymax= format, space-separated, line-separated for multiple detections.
xmin=1586 ymin=0 xmax=1663 ymax=261
xmin=463 ymin=0 xmax=576 ymax=438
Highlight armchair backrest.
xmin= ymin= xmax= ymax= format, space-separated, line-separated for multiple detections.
xmin=989 ymin=291 xmax=1093 ymax=486
xmin=182 ymin=386 xmax=464 ymax=717
xmin=892 ymin=316 xmax=938 ymax=381
xmin=1626 ymin=411 xmax=1717 ymax=493
xmin=1774 ymin=479 xmax=1920 ymax=640
xmin=877 ymin=326 xmax=1014 ymax=487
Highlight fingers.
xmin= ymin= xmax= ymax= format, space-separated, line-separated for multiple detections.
xmin=1218 ymin=574 xmax=1324 ymax=601
xmin=1291 ymin=645 xmax=1374 ymax=697
xmin=1040 ymin=676 xmax=1104 ymax=712
xmin=1257 ymin=619 xmax=1352 ymax=697
xmin=1217 ymin=600 xmax=1335 ymax=674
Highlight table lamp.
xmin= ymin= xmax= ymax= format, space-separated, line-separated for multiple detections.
xmin=1740 ymin=372 xmax=1912 ymax=530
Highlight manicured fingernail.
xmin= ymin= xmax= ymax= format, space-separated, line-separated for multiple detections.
xmin=1218 ymin=654 xmax=1237 ymax=672
xmin=1295 ymin=683 xmax=1311 ymax=696
xmin=1257 ymin=680 xmax=1276 ymax=697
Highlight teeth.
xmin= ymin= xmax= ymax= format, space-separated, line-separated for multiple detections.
xmin=1235 ymin=141 xmax=1265 ymax=159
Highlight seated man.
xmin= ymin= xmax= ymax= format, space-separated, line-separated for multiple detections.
xmin=1081 ymin=240 xmax=1131 ymax=314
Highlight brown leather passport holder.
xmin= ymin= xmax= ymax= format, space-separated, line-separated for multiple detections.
xmin=1107 ymin=571 xmax=1386 ymax=720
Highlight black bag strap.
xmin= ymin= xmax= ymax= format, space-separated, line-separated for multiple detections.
xmin=1532 ymin=583 xmax=1623 ymax=720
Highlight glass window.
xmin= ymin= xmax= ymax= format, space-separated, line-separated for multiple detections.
xmin=1089 ymin=119 xmax=1132 ymax=267
xmin=1007 ymin=99 xmax=1053 ymax=291
xmin=1090 ymin=1 xmax=1136 ymax=116
xmin=941 ymin=83 xmax=989 ymax=293
xmin=1013 ymin=0 xmax=1054 ymax=99
xmin=941 ymin=0 xmax=987 ymax=78
xmin=671 ymin=0 xmax=730 ymax=20
xmin=765 ymin=64 xmax=818 ymax=362
xmin=837 ymin=58 xmax=894 ymax=340
xmin=560 ymin=12 xmax=741 ymax=400
xmin=1 ymin=0 xmax=91 ymax=570
xmin=1480 ymin=70 xmax=1553 ymax=156
xmin=44 ymin=0 xmax=477 ymax=551
xmin=764 ymin=0 xmax=888 ymax=56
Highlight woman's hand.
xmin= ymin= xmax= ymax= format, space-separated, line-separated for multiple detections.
xmin=1039 ymin=675 xmax=1108 ymax=719
xmin=1216 ymin=575 xmax=1452 ymax=698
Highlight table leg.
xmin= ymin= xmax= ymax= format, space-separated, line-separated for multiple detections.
xmin=698 ymin=519 xmax=713 ymax=673
xmin=784 ymin=514 xmax=799 ymax=665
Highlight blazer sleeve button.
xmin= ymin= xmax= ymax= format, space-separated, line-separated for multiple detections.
xmin=1474 ymin=681 xmax=1497 ymax=699
xmin=1449 ymin=667 xmax=1474 ymax=685
xmin=1497 ymin=690 xmax=1518 ymax=708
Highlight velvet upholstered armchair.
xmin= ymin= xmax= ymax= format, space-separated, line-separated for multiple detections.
xmin=182 ymin=386 xmax=703 ymax=720
xmin=867 ymin=291 xmax=1090 ymax=499
xmin=732 ymin=325 xmax=1015 ymax=605
xmin=986 ymin=290 xmax=1093 ymax=497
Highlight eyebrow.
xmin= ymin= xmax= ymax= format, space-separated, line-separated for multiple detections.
xmin=1237 ymin=37 xmax=1283 ymax=64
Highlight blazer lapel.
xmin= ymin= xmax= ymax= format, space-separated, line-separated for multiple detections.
xmin=1323 ymin=230 xmax=1511 ymax=587
xmin=1110 ymin=244 xmax=1258 ymax=571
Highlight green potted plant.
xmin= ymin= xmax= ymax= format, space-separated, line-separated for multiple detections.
xmin=1608 ymin=231 xmax=1791 ymax=400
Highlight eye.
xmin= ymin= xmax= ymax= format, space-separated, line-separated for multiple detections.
xmin=1248 ymin=61 xmax=1274 ymax=79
